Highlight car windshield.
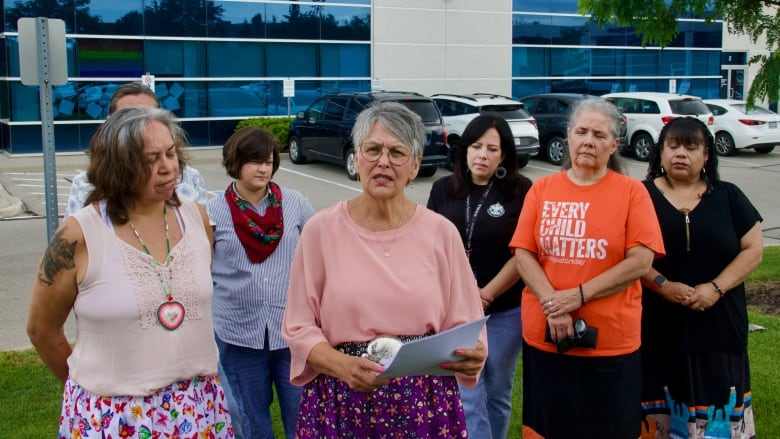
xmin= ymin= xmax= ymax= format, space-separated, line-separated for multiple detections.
xmin=480 ymin=105 xmax=531 ymax=120
xmin=732 ymin=104 xmax=775 ymax=115
xmin=397 ymin=100 xmax=441 ymax=123
xmin=669 ymin=99 xmax=710 ymax=115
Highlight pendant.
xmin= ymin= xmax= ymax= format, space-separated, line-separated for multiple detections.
xmin=383 ymin=250 xmax=390 ymax=257
xmin=157 ymin=300 xmax=185 ymax=330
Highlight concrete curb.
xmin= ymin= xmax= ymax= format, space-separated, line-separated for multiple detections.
xmin=0 ymin=182 xmax=24 ymax=218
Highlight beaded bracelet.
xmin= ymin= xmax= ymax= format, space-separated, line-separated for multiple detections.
xmin=579 ymin=284 xmax=586 ymax=306
xmin=711 ymin=280 xmax=724 ymax=297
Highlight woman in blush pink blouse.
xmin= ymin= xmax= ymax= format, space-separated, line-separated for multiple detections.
xmin=282 ymin=101 xmax=487 ymax=438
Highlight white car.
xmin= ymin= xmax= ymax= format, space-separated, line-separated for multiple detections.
xmin=432 ymin=93 xmax=540 ymax=168
xmin=704 ymin=99 xmax=779 ymax=155
xmin=602 ymin=92 xmax=714 ymax=161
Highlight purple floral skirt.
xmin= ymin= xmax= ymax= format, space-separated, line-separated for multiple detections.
xmin=295 ymin=373 xmax=467 ymax=438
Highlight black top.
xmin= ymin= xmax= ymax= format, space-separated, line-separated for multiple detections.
xmin=427 ymin=176 xmax=532 ymax=314
xmin=641 ymin=179 xmax=762 ymax=353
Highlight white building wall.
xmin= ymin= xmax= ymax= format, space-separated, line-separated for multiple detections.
xmin=721 ymin=8 xmax=774 ymax=105
xmin=372 ymin=0 xmax=512 ymax=96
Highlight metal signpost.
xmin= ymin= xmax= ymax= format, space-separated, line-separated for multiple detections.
xmin=18 ymin=17 xmax=68 ymax=241
xmin=283 ymin=78 xmax=295 ymax=117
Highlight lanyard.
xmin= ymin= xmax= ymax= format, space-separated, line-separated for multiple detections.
xmin=464 ymin=180 xmax=493 ymax=257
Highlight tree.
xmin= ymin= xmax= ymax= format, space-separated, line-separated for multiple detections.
xmin=579 ymin=0 xmax=780 ymax=105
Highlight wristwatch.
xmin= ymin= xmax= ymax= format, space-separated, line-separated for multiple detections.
xmin=653 ymin=274 xmax=667 ymax=288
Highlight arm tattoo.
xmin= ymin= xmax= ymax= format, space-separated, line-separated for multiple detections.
xmin=38 ymin=229 xmax=77 ymax=286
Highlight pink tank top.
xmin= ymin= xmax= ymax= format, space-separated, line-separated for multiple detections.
xmin=69 ymin=201 xmax=217 ymax=396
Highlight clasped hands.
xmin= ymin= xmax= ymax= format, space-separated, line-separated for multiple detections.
xmin=339 ymin=341 xmax=487 ymax=393
xmin=658 ymin=280 xmax=722 ymax=312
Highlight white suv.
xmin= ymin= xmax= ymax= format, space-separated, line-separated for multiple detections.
xmin=602 ymin=92 xmax=714 ymax=161
xmin=432 ymin=94 xmax=540 ymax=168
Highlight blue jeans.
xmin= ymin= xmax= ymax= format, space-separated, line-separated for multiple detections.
xmin=217 ymin=360 xmax=244 ymax=439
xmin=216 ymin=337 xmax=302 ymax=439
xmin=459 ymin=306 xmax=523 ymax=439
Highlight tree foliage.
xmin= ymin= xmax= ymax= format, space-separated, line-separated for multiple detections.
xmin=578 ymin=0 xmax=780 ymax=105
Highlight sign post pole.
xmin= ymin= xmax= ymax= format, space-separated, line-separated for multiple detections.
xmin=19 ymin=17 xmax=67 ymax=240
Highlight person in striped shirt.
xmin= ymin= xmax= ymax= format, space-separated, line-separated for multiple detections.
xmin=208 ymin=127 xmax=315 ymax=439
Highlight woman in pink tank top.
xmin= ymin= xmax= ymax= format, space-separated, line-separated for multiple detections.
xmin=27 ymin=106 xmax=234 ymax=438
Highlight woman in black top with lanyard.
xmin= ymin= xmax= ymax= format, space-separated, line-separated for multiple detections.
xmin=427 ymin=114 xmax=532 ymax=439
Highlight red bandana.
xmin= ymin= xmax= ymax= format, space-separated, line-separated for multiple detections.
xmin=225 ymin=182 xmax=284 ymax=263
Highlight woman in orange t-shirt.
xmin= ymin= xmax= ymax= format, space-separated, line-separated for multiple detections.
xmin=510 ymin=97 xmax=664 ymax=438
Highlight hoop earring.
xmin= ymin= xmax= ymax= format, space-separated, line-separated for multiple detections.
xmin=494 ymin=166 xmax=507 ymax=179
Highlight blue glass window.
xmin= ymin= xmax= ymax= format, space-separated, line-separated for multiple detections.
xmin=264 ymin=4 xmax=370 ymax=40
xmin=76 ymin=0 xmax=143 ymax=35
xmin=549 ymin=16 xmax=589 ymax=45
xmin=77 ymin=39 xmax=144 ymax=77
xmin=321 ymin=44 xmax=370 ymax=77
xmin=208 ymin=41 xmax=266 ymax=77
xmin=514 ymin=47 xmax=719 ymax=78
xmin=513 ymin=14 xmax=721 ymax=48
xmin=513 ymin=0 xmax=580 ymax=13
xmin=146 ymin=40 xmax=207 ymax=77
xmin=210 ymin=1 xmax=268 ymax=38
xmin=144 ymin=1 xmax=208 ymax=37
xmin=513 ymin=47 xmax=550 ymax=77
xmin=4 ymin=4 xmax=75 ymax=33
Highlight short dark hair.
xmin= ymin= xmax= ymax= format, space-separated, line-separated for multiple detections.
xmin=222 ymin=126 xmax=281 ymax=180
xmin=85 ymin=107 xmax=189 ymax=224
xmin=108 ymin=82 xmax=160 ymax=114
xmin=447 ymin=114 xmax=527 ymax=199
xmin=646 ymin=116 xmax=719 ymax=194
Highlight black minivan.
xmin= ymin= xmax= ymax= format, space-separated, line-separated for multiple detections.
xmin=288 ymin=91 xmax=448 ymax=180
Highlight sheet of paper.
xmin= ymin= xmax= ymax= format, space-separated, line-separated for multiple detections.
xmin=378 ymin=316 xmax=489 ymax=379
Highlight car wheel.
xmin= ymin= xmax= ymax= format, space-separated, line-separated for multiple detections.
xmin=714 ymin=132 xmax=737 ymax=156
xmin=345 ymin=147 xmax=358 ymax=181
xmin=631 ymin=132 xmax=653 ymax=161
xmin=517 ymin=155 xmax=530 ymax=168
xmin=417 ymin=166 xmax=437 ymax=178
xmin=289 ymin=136 xmax=307 ymax=164
xmin=754 ymin=145 xmax=775 ymax=154
xmin=546 ymin=136 xmax=566 ymax=165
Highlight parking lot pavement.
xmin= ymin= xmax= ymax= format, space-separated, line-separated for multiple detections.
xmin=1 ymin=149 xmax=778 ymax=350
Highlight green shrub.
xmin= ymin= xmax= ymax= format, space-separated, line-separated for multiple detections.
xmin=235 ymin=117 xmax=293 ymax=151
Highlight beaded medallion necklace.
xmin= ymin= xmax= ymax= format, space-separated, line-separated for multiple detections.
xmin=128 ymin=204 xmax=185 ymax=330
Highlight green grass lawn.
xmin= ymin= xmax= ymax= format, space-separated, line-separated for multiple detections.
xmin=5 ymin=247 xmax=778 ymax=438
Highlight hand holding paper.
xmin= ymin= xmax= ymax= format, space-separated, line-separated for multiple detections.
xmin=378 ymin=316 xmax=489 ymax=379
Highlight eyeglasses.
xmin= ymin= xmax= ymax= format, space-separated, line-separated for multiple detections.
xmin=359 ymin=142 xmax=413 ymax=166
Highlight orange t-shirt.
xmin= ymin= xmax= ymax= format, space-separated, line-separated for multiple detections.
xmin=510 ymin=171 xmax=664 ymax=356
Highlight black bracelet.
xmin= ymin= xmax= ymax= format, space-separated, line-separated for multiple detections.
xmin=711 ymin=280 xmax=724 ymax=297
xmin=579 ymin=284 xmax=586 ymax=306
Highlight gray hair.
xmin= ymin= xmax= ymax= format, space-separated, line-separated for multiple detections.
xmin=567 ymin=97 xmax=622 ymax=140
xmin=351 ymin=101 xmax=425 ymax=158
xmin=564 ymin=97 xmax=625 ymax=174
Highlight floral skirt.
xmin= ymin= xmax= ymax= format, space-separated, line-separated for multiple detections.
xmin=295 ymin=373 xmax=467 ymax=438
xmin=59 ymin=375 xmax=234 ymax=438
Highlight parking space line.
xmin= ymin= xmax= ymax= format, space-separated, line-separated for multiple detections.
xmin=278 ymin=166 xmax=362 ymax=193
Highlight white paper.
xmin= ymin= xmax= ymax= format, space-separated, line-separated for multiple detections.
xmin=378 ymin=316 xmax=489 ymax=379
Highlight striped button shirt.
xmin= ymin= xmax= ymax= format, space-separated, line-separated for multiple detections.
xmin=208 ymin=185 xmax=315 ymax=350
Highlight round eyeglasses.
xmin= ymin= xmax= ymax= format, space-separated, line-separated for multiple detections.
xmin=359 ymin=143 xmax=413 ymax=166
